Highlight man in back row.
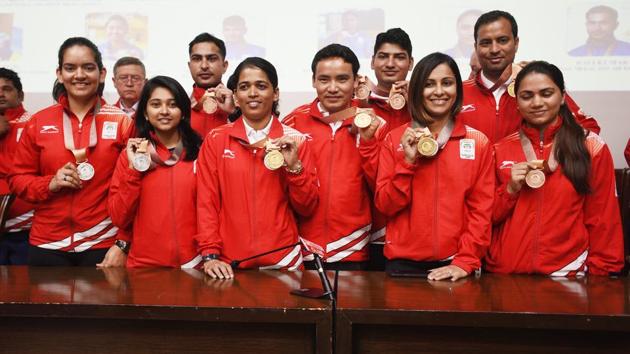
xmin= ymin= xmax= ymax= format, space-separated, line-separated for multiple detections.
xmin=460 ymin=10 xmax=600 ymax=143
xmin=111 ymin=56 xmax=146 ymax=118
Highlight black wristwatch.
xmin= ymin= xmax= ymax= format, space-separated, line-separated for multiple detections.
xmin=115 ymin=239 xmax=130 ymax=254
xmin=202 ymin=254 xmax=220 ymax=262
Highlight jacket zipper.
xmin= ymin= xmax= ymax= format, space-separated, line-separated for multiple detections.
xmin=432 ymin=159 xmax=439 ymax=259
xmin=532 ymin=131 xmax=545 ymax=271
xmin=170 ymin=166 xmax=180 ymax=266
xmin=70 ymin=115 xmax=85 ymax=246
xmin=323 ymin=128 xmax=336 ymax=254
xmin=251 ymin=149 xmax=258 ymax=261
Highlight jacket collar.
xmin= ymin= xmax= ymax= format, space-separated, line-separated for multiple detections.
xmin=228 ymin=115 xmax=284 ymax=144
xmin=2 ymin=104 xmax=26 ymax=122
xmin=521 ymin=115 xmax=563 ymax=145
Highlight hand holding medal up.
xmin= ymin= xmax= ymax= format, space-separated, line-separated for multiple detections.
xmin=126 ymin=138 xmax=152 ymax=172
xmin=354 ymin=108 xmax=381 ymax=141
xmin=388 ymin=81 xmax=408 ymax=110
xmin=263 ymin=136 xmax=301 ymax=172
xmin=355 ymin=75 xmax=371 ymax=101
xmin=49 ymin=162 xmax=83 ymax=192
xmin=507 ymin=160 xmax=547 ymax=194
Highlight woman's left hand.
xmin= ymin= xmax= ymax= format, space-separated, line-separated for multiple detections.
xmin=427 ymin=264 xmax=468 ymax=281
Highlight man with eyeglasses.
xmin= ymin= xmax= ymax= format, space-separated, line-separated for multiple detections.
xmin=111 ymin=56 xmax=146 ymax=118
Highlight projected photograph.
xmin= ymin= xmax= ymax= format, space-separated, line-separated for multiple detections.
xmin=318 ymin=9 xmax=385 ymax=58
xmin=223 ymin=15 xmax=266 ymax=66
xmin=85 ymin=13 xmax=148 ymax=62
xmin=443 ymin=9 xmax=483 ymax=59
xmin=0 ymin=13 xmax=22 ymax=62
xmin=569 ymin=4 xmax=630 ymax=56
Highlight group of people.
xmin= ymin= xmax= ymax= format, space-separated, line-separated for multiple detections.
xmin=0 ymin=10 xmax=624 ymax=280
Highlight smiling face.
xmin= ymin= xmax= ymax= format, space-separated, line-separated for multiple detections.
xmin=56 ymin=45 xmax=106 ymax=101
xmin=421 ymin=63 xmax=457 ymax=121
xmin=234 ymin=66 xmax=278 ymax=122
xmin=145 ymin=86 xmax=182 ymax=135
xmin=474 ymin=17 xmax=519 ymax=81
xmin=371 ymin=43 xmax=413 ymax=88
xmin=312 ymin=57 xmax=356 ymax=113
xmin=517 ymin=72 xmax=564 ymax=129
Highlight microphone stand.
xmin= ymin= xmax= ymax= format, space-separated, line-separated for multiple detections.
xmin=290 ymin=253 xmax=335 ymax=301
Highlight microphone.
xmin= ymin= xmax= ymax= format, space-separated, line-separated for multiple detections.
xmin=290 ymin=237 xmax=335 ymax=301
xmin=230 ymin=241 xmax=301 ymax=269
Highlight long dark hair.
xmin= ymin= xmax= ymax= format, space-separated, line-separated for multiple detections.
xmin=53 ymin=37 xmax=105 ymax=100
xmin=515 ymin=61 xmax=591 ymax=195
xmin=135 ymin=76 xmax=202 ymax=161
xmin=407 ymin=52 xmax=463 ymax=126
xmin=227 ymin=57 xmax=279 ymax=122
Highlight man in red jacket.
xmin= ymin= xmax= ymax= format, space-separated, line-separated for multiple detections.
xmin=362 ymin=28 xmax=414 ymax=270
xmin=187 ymin=33 xmax=235 ymax=138
xmin=283 ymin=44 xmax=382 ymax=270
xmin=460 ymin=10 xmax=600 ymax=142
xmin=0 ymin=68 xmax=33 ymax=265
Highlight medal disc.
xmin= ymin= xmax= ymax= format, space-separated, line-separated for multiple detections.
xmin=507 ymin=82 xmax=516 ymax=97
xmin=354 ymin=112 xmax=372 ymax=128
xmin=389 ymin=93 xmax=406 ymax=110
xmin=264 ymin=150 xmax=285 ymax=170
xmin=355 ymin=84 xmax=370 ymax=100
xmin=203 ymin=97 xmax=218 ymax=114
xmin=77 ymin=162 xmax=95 ymax=181
xmin=132 ymin=154 xmax=151 ymax=172
xmin=525 ymin=169 xmax=545 ymax=189
xmin=417 ymin=136 xmax=438 ymax=157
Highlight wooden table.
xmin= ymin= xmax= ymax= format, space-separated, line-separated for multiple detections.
xmin=334 ymin=272 xmax=630 ymax=354
xmin=0 ymin=266 xmax=332 ymax=354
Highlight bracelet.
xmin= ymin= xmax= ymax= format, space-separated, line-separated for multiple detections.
xmin=114 ymin=239 xmax=130 ymax=254
xmin=202 ymin=254 xmax=220 ymax=262
xmin=285 ymin=160 xmax=303 ymax=175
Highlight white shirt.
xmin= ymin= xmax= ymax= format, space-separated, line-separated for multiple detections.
xmin=480 ymin=71 xmax=513 ymax=110
xmin=243 ymin=116 xmax=274 ymax=144
xmin=119 ymin=100 xmax=138 ymax=118
xmin=317 ymin=102 xmax=343 ymax=136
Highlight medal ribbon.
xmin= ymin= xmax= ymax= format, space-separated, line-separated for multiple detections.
xmin=147 ymin=139 xmax=184 ymax=167
xmin=518 ymin=130 xmax=558 ymax=172
xmin=62 ymin=101 xmax=100 ymax=164
xmin=411 ymin=118 xmax=455 ymax=149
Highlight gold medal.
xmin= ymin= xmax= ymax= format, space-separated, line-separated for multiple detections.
xmin=389 ymin=93 xmax=406 ymax=110
xmin=417 ymin=136 xmax=438 ymax=157
xmin=354 ymin=112 xmax=372 ymax=128
xmin=507 ymin=82 xmax=515 ymax=97
xmin=202 ymin=93 xmax=218 ymax=114
xmin=525 ymin=169 xmax=545 ymax=189
xmin=264 ymin=149 xmax=285 ymax=170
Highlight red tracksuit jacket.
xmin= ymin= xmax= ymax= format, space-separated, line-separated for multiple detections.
xmin=8 ymin=96 xmax=130 ymax=251
xmin=282 ymin=99 xmax=374 ymax=263
xmin=375 ymin=118 xmax=494 ymax=273
xmin=460 ymin=74 xmax=601 ymax=143
xmin=362 ymin=93 xmax=413 ymax=243
xmin=0 ymin=105 xmax=34 ymax=232
xmin=190 ymin=86 xmax=230 ymax=138
xmin=486 ymin=119 xmax=624 ymax=276
xmin=196 ymin=117 xmax=319 ymax=269
xmin=108 ymin=141 xmax=200 ymax=268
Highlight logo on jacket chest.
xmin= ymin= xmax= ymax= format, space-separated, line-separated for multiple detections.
xmin=222 ymin=149 xmax=236 ymax=159
xmin=40 ymin=125 xmax=59 ymax=134
xmin=461 ymin=104 xmax=476 ymax=113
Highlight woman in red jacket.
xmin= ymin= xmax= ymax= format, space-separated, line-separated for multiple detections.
xmin=196 ymin=57 xmax=319 ymax=279
xmin=8 ymin=37 xmax=130 ymax=266
xmin=487 ymin=61 xmax=623 ymax=276
xmin=375 ymin=52 xmax=494 ymax=281
xmin=103 ymin=76 xmax=202 ymax=268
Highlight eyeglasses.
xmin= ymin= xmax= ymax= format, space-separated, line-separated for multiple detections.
xmin=115 ymin=75 xmax=144 ymax=84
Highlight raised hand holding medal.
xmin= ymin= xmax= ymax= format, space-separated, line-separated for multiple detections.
xmin=132 ymin=139 xmax=152 ymax=172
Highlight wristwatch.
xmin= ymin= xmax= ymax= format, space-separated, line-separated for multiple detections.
xmin=285 ymin=160 xmax=303 ymax=175
xmin=202 ymin=254 xmax=220 ymax=262
xmin=115 ymin=239 xmax=130 ymax=254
